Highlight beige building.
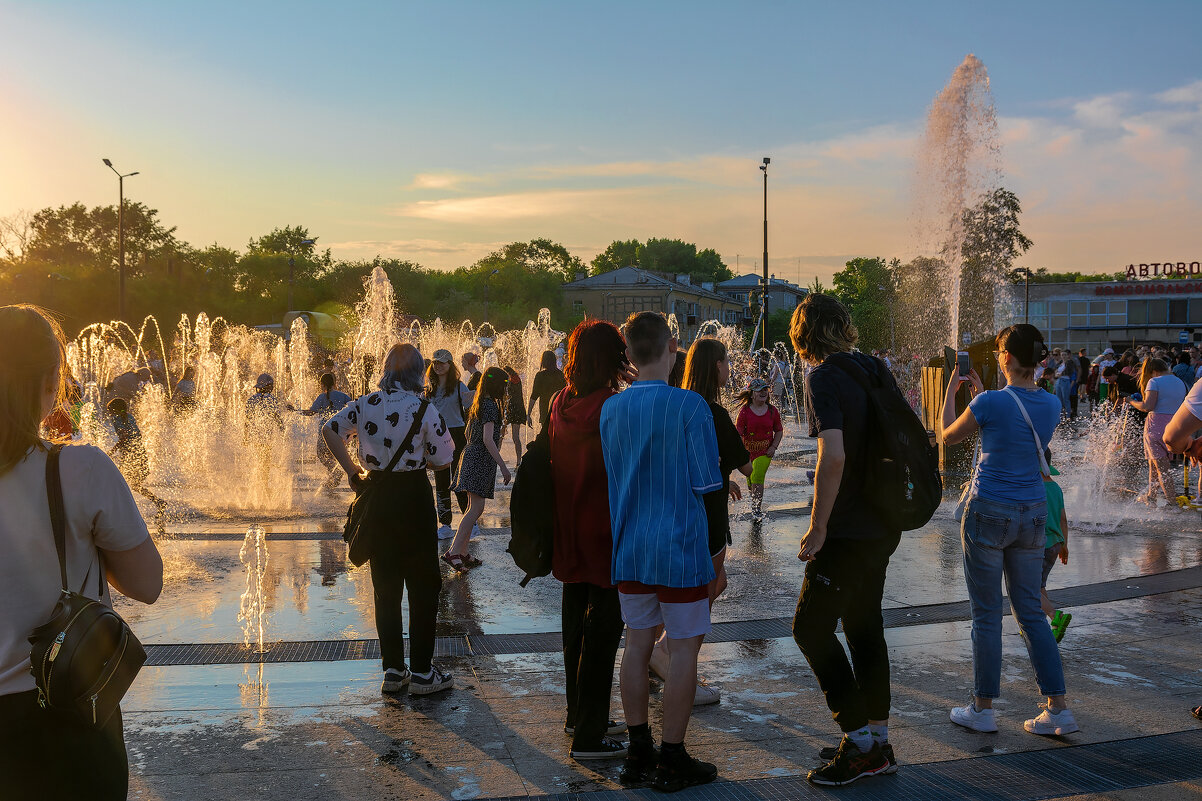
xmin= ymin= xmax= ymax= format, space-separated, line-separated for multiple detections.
xmin=562 ymin=266 xmax=746 ymax=342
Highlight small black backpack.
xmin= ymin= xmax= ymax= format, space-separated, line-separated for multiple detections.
xmin=828 ymin=353 xmax=942 ymax=531
xmin=506 ymin=424 xmax=554 ymax=587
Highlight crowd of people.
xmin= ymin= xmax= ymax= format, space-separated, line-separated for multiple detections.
xmin=8 ymin=296 xmax=1202 ymax=797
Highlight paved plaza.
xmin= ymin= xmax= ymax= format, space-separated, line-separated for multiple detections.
xmin=117 ymin=453 xmax=1202 ymax=800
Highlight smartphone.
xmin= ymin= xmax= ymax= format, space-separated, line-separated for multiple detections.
xmin=957 ymin=351 xmax=971 ymax=377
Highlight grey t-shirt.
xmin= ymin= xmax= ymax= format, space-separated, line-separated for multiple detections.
xmin=429 ymin=381 xmax=470 ymax=428
xmin=0 ymin=443 xmax=150 ymax=696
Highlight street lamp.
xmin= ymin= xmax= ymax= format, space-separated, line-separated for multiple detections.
xmin=1018 ymin=267 xmax=1032 ymax=324
xmin=102 ymin=158 xmax=139 ymax=320
xmin=288 ymin=238 xmax=317 ymax=312
xmin=760 ymin=157 xmax=770 ymax=350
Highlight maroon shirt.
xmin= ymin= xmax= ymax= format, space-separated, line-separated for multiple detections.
xmin=549 ymin=388 xmax=616 ymax=587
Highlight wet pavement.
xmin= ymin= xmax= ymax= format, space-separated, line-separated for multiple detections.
xmin=116 ymin=466 xmax=1202 ymax=800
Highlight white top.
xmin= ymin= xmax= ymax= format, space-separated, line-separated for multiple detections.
xmin=326 ymin=388 xmax=455 ymax=471
xmin=1181 ymin=376 xmax=1202 ymax=420
xmin=0 ymin=443 xmax=150 ymax=696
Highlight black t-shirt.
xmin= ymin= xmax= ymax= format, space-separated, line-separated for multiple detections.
xmin=530 ymin=369 xmax=567 ymax=424
xmin=466 ymin=370 xmax=481 ymax=392
xmin=704 ymin=401 xmax=751 ymax=554
xmin=1111 ymin=372 xmax=1139 ymax=396
xmin=805 ymin=351 xmax=899 ymax=540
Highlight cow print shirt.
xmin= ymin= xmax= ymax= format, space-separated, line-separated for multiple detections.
xmin=325 ymin=388 xmax=454 ymax=472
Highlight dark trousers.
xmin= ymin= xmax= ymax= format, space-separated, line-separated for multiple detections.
xmin=367 ymin=471 xmax=443 ymax=674
xmin=0 ymin=690 xmax=127 ymax=800
xmin=561 ymin=582 xmax=624 ymax=747
xmin=792 ymin=531 xmax=901 ymax=733
xmin=434 ymin=426 xmax=467 ymax=525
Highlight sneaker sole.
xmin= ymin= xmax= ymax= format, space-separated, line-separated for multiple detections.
xmin=950 ymin=714 xmax=998 ymax=733
xmin=409 ymin=680 xmax=454 ymax=696
xmin=564 ymin=725 xmax=628 ymax=736
xmin=807 ymin=764 xmax=890 ymax=786
xmin=818 ymin=748 xmax=898 ymax=774
xmin=570 ymin=749 xmax=628 ymax=760
xmin=1024 ymin=722 xmax=1080 ymax=736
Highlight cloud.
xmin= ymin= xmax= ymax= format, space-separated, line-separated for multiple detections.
xmin=393 ymin=189 xmax=641 ymax=223
xmin=408 ymin=173 xmax=463 ymax=190
xmin=1156 ymin=81 xmax=1202 ymax=105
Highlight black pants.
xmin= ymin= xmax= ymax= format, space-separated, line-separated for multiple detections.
xmin=0 ymin=690 xmax=127 ymax=800
xmin=792 ymin=531 xmax=901 ymax=733
xmin=561 ymin=582 xmax=624 ymax=748
xmin=434 ymin=426 xmax=467 ymax=525
xmin=366 ymin=470 xmax=443 ymax=674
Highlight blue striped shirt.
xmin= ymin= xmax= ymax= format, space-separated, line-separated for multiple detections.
xmin=600 ymin=381 xmax=723 ymax=588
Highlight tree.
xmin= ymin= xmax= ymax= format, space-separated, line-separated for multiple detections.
xmin=807 ymin=275 xmax=827 ymax=294
xmin=590 ymin=239 xmax=641 ymax=275
xmin=958 ymin=188 xmax=1032 ymax=343
xmin=479 ymin=238 xmax=584 ymax=283
xmin=830 ymin=257 xmax=895 ymax=351
xmin=893 ymin=255 xmax=948 ymax=357
xmin=23 ymin=201 xmax=181 ymax=277
xmin=247 ymin=224 xmax=332 ymax=279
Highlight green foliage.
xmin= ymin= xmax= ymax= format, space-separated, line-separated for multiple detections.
xmin=1008 ymin=268 xmax=1129 ymax=284
xmin=807 ymin=275 xmax=827 ymax=294
xmin=764 ymin=308 xmax=795 ymax=352
xmin=959 ymin=188 xmax=1032 ymax=342
xmin=589 ymin=237 xmax=732 ymax=283
xmin=829 ymin=257 xmax=896 ymax=351
xmin=479 ymin=238 xmax=584 ymax=283
xmin=590 ymin=239 xmax=640 ymax=275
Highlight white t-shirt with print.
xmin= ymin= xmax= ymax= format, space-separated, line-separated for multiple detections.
xmin=0 ymin=443 xmax=150 ymax=696
xmin=326 ymin=388 xmax=455 ymax=471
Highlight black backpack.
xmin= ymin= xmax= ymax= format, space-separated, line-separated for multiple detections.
xmin=828 ymin=353 xmax=942 ymax=531
xmin=506 ymin=423 xmax=554 ymax=587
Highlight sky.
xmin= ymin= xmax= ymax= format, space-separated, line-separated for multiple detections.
xmin=2 ymin=0 xmax=1200 ymax=284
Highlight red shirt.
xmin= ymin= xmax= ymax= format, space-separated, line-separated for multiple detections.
xmin=549 ymin=388 xmax=616 ymax=587
xmin=736 ymin=404 xmax=783 ymax=460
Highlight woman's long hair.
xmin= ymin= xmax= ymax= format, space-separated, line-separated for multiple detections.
xmin=1139 ymin=358 xmax=1169 ymax=394
xmin=379 ymin=344 xmax=426 ymax=393
xmin=0 ymin=305 xmax=68 ymax=473
xmin=564 ymin=319 xmax=626 ymax=398
xmin=424 ymin=359 xmax=461 ymax=398
xmin=467 ymin=366 xmax=509 ymax=422
xmin=683 ymin=338 xmax=726 ymax=405
xmin=539 ymin=350 xmax=558 ymax=371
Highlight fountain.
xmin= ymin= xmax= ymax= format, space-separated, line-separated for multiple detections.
xmin=238 ymin=524 xmax=269 ymax=651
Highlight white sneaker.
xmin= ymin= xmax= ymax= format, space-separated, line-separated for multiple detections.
xmin=693 ymin=682 xmax=721 ymax=706
xmin=380 ymin=668 xmax=410 ymax=693
xmin=437 ymin=524 xmax=454 ymax=540
xmin=950 ymin=702 xmax=998 ymax=732
xmin=1024 ymin=705 xmax=1079 ymax=736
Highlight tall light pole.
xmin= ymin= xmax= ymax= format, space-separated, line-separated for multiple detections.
xmin=760 ymin=157 xmax=770 ymax=350
xmin=103 ymin=159 xmax=139 ymax=320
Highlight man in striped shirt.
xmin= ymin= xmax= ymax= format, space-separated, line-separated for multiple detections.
xmin=600 ymin=311 xmax=723 ymax=793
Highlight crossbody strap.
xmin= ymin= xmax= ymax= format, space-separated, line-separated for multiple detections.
xmin=1003 ymin=386 xmax=1050 ymax=478
xmin=45 ymin=444 xmax=68 ymax=592
xmin=382 ymin=399 xmax=429 ymax=472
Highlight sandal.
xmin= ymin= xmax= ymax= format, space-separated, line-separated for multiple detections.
xmin=461 ymin=555 xmax=483 ymax=570
xmin=1192 ymin=706 xmax=1202 ymax=721
xmin=441 ymin=552 xmax=467 ymax=572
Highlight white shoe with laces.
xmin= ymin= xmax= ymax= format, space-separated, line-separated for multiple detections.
xmin=1024 ymin=704 xmax=1079 ymax=735
xmin=950 ymin=701 xmax=998 ymax=732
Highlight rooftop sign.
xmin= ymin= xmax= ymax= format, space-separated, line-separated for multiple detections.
xmin=1124 ymin=262 xmax=1201 ymax=278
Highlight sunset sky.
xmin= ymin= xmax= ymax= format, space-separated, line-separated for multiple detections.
xmin=2 ymin=0 xmax=1200 ymax=283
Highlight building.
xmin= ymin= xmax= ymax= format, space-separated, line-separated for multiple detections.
xmin=997 ymin=278 xmax=1202 ymax=354
xmin=562 ymin=266 xmax=746 ymax=342
xmin=716 ymin=274 xmax=809 ymax=322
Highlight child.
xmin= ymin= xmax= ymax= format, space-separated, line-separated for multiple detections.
xmin=1040 ymin=449 xmax=1071 ymax=643
xmin=106 ymin=397 xmax=168 ymax=522
xmin=443 ymin=366 xmax=511 ymax=571
xmin=600 ymin=311 xmax=722 ymax=793
xmin=735 ymin=378 xmax=783 ymax=520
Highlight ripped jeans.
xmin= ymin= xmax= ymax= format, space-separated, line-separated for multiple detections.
xmin=961 ymin=495 xmax=1066 ymax=699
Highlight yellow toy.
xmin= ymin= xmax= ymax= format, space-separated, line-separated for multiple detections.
xmin=1175 ymin=459 xmax=1202 ymax=510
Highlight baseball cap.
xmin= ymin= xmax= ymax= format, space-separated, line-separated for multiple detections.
xmin=1104 ymin=347 xmax=1115 ymax=355
xmin=255 ymin=373 xmax=274 ymax=389
xmin=432 ymin=349 xmax=453 ymax=363
xmin=748 ymin=378 xmax=770 ymax=391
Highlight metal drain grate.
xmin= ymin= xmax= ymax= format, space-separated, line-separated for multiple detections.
xmin=480 ymin=728 xmax=1202 ymax=801
xmin=143 ymin=565 xmax=1202 ymax=666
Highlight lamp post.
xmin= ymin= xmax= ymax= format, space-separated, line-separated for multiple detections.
xmin=760 ymin=157 xmax=770 ymax=350
xmin=102 ymin=159 xmax=139 ymax=320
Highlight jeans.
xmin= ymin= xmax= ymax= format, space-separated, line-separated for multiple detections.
xmin=792 ymin=531 xmax=901 ymax=732
xmin=367 ymin=470 xmax=442 ymax=674
xmin=1055 ymin=377 xmax=1074 ymax=416
xmin=0 ymin=690 xmax=127 ymax=800
xmin=961 ymin=495 xmax=1065 ymax=699
xmin=434 ymin=426 xmax=467 ymax=525
xmin=561 ymin=582 xmax=624 ymax=748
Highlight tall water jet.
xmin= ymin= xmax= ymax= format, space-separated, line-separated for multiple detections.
xmin=906 ymin=53 xmax=1002 ymax=353
xmin=238 ymin=524 xmax=270 ymax=652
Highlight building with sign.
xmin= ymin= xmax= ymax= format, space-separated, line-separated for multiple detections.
xmin=997 ymin=279 xmax=1202 ymax=354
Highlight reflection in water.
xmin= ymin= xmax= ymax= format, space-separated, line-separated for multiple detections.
xmin=238 ymin=525 xmax=269 ymax=651
xmin=316 ymin=539 xmax=349 ymax=587
xmin=238 ymin=662 xmax=269 ymax=728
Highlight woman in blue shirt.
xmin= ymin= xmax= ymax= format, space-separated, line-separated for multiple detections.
xmin=941 ymin=324 xmax=1077 ymax=738
xmin=1127 ymin=358 xmax=1186 ymax=505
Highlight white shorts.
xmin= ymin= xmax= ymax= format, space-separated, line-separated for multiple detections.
xmin=618 ymin=582 xmax=712 ymax=639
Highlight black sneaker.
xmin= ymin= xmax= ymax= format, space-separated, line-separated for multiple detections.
xmin=569 ymin=736 xmax=627 ymax=761
xmin=652 ymin=747 xmax=718 ymax=793
xmin=619 ymin=742 xmax=658 ymax=787
xmin=564 ymin=719 xmax=627 ymax=736
xmin=808 ymin=738 xmax=889 ymax=786
xmin=408 ymin=667 xmax=453 ymax=696
xmin=820 ymin=741 xmax=897 ymax=774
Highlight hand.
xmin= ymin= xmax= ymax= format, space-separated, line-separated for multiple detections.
xmin=1186 ymin=439 xmax=1202 ymax=462
xmin=500 ymin=464 xmax=512 ymax=485
xmin=348 ymin=470 xmax=368 ymax=489
xmin=619 ymin=363 xmax=639 ymax=384
xmin=708 ymin=565 xmax=728 ymax=602
xmin=965 ymin=368 xmax=984 ymax=396
xmin=728 ymin=482 xmax=743 ymax=502
xmin=1059 ymin=542 xmax=1069 ymax=565
xmin=766 ymin=447 xmax=777 ymax=458
xmin=798 ymin=523 xmax=827 ymax=562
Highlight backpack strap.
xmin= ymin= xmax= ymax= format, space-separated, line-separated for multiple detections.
xmin=45 ymin=444 xmax=68 ymax=592
xmin=382 ymin=399 xmax=429 ymax=472
xmin=826 ymin=352 xmax=881 ymax=392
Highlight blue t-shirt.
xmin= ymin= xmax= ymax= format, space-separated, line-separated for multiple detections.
xmin=1147 ymin=374 xmax=1187 ymax=415
xmin=969 ymin=387 xmax=1060 ymax=504
xmin=309 ymin=390 xmax=352 ymax=420
xmin=600 ymin=381 xmax=722 ymax=588
xmin=1172 ymin=363 xmax=1194 ymax=391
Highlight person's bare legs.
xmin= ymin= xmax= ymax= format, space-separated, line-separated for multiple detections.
xmin=447 ymin=493 xmax=484 ymax=557
xmin=661 ymin=634 xmax=704 ymax=743
xmin=1152 ymin=457 xmax=1174 ymax=502
xmin=621 ymin=626 xmax=657 ymax=728
xmin=511 ymin=424 xmax=523 ymax=462
xmin=1040 ymin=588 xmax=1056 ymax=618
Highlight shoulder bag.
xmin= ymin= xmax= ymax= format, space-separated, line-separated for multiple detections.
xmin=28 ymin=444 xmax=148 ymax=726
xmin=343 ymin=400 xmax=429 ymax=567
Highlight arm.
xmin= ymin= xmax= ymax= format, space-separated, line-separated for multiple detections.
xmin=941 ymin=368 xmax=982 ymax=445
xmin=482 ymin=421 xmax=511 ymax=483
xmin=322 ymin=423 xmax=365 ymax=486
xmin=101 ymin=537 xmax=163 ymax=604
xmin=799 ymin=429 xmax=845 ymax=561
xmin=1164 ymin=403 xmax=1202 ymax=455
xmin=1059 ymin=507 xmax=1069 ymax=565
xmin=1127 ymin=389 xmax=1157 ymax=413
